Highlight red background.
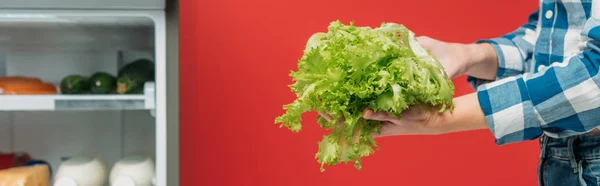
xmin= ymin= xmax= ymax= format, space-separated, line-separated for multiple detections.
xmin=179 ymin=0 xmax=540 ymax=185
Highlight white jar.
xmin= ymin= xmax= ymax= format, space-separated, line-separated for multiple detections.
xmin=109 ymin=155 xmax=155 ymax=186
xmin=54 ymin=154 xmax=108 ymax=186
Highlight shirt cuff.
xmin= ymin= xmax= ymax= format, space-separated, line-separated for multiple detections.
xmin=467 ymin=38 xmax=527 ymax=89
xmin=476 ymin=76 xmax=543 ymax=145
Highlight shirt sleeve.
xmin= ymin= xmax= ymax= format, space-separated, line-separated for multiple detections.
xmin=467 ymin=10 xmax=540 ymax=88
xmin=478 ymin=17 xmax=600 ymax=145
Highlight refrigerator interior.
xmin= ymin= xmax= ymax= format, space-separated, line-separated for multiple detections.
xmin=0 ymin=14 xmax=159 ymax=183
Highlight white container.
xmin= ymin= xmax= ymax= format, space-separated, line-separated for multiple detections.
xmin=110 ymin=155 xmax=156 ymax=186
xmin=54 ymin=154 xmax=109 ymax=186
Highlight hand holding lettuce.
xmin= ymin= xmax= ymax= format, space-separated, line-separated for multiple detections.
xmin=275 ymin=21 xmax=455 ymax=171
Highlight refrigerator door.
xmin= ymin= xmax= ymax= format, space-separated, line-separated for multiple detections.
xmin=0 ymin=9 xmax=168 ymax=186
xmin=0 ymin=0 xmax=164 ymax=10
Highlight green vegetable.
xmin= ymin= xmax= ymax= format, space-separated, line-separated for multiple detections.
xmin=89 ymin=72 xmax=116 ymax=94
xmin=60 ymin=75 xmax=89 ymax=94
xmin=117 ymin=59 xmax=155 ymax=94
xmin=275 ymin=21 xmax=455 ymax=171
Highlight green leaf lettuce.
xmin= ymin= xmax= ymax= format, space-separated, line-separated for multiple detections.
xmin=275 ymin=21 xmax=455 ymax=171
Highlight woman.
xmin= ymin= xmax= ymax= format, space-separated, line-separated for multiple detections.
xmin=322 ymin=0 xmax=600 ymax=185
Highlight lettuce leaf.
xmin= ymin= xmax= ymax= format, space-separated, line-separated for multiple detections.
xmin=275 ymin=21 xmax=455 ymax=171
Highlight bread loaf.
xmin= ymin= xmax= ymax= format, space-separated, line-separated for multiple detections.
xmin=0 ymin=165 xmax=50 ymax=186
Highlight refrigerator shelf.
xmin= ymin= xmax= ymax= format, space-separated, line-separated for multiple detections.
xmin=0 ymin=82 xmax=155 ymax=111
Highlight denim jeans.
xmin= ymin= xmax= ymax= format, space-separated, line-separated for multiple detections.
xmin=539 ymin=134 xmax=600 ymax=186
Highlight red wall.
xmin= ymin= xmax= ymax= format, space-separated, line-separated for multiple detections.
xmin=180 ymin=0 xmax=540 ymax=185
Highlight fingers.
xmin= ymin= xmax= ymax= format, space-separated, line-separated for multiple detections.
xmin=416 ymin=36 xmax=441 ymax=50
xmin=372 ymin=121 xmax=398 ymax=138
xmin=416 ymin=36 xmax=431 ymax=42
xmin=362 ymin=109 xmax=400 ymax=122
xmin=416 ymin=36 xmax=441 ymax=43
xmin=416 ymin=36 xmax=433 ymax=46
xmin=318 ymin=111 xmax=334 ymax=120
xmin=322 ymin=108 xmax=395 ymax=122
xmin=400 ymin=105 xmax=426 ymax=120
xmin=373 ymin=120 xmax=426 ymax=138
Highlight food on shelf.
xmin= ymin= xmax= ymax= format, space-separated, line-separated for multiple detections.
xmin=117 ymin=59 xmax=155 ymax=94
xmin=0 ymin=76 xmax=42 ymax=85
xmin=1 ymin=58 xmax=156 ymax=96
xmin=0 ymin=76 xmax=56 ymax=95
xmin=54 ymin=154 xmax=108 ymax=186
xmin=0 ymin=164 xmax=50 ymax=186
xmin=110 ymin=155 xmax=156 ymax=186
xmin=0 ymin=154 xmax=12 ymax=169
xmin=60 ymin=75 xmax=90 ymax=94
xmin=0 ymin=152 xmax=34 ymax=170
xmin=89 ymin=72 xmax=117 ymax=94
xmin=25 ymin=160 xmax=53 ymax=178
xmin=2 ymin=82 xmax=57 ymax=95
xmin=13 ymin=153 xmax=32 ymax=168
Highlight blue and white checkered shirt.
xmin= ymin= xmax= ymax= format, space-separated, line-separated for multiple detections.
xmin=468 ymin=0 xmax=600 ymax=145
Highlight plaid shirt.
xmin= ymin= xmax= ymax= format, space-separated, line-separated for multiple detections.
xmin=468 ymin=0 xmax=600 ymax=145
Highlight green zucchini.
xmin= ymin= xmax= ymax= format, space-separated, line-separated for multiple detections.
xmin=117 ymin=59 xmax=155 ymax=94
xmin=89 ymin=72 xmax=116 ymax=94
xmin=60 ymin=75 xmax=89 ymax=94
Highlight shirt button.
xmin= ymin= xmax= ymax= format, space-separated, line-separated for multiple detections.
xmin=545 ymin=10 xmax=553 ymax=19
xmin=538 ymin=65 xmax=547 ymax=72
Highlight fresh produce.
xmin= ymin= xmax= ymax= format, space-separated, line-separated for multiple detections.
xmin=0 ymin=76 xmax=40 ymax=81
xmin=2 ymin=83 xmax=56 ymax=95
xmin=0 ymin=77 xmax=55 ymax=95
xmin=275 ymin=21 xmax=455 ymax=171
xmin=0 ymin=77 xmax=42 ymax=87
xmin=60 ymin=75 xmax=89 ymax=94
xmin=116 ymin=59 xmax=155 ymax=94
xmin=89 ymin=72 xmax=116 ymax=94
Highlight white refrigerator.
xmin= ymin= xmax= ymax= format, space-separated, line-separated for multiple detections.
xmin=0 ymin=0 xmax=179 ymax=185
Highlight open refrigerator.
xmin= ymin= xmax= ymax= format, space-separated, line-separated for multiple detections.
xmin=0 ymin=0 xmax=179 ymax=185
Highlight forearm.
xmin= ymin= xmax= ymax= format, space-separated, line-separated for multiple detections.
xmin=436 ymin=92 xmax=488 ymax=134
xmin=463 ymin=43 xmax=498 ymax=81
